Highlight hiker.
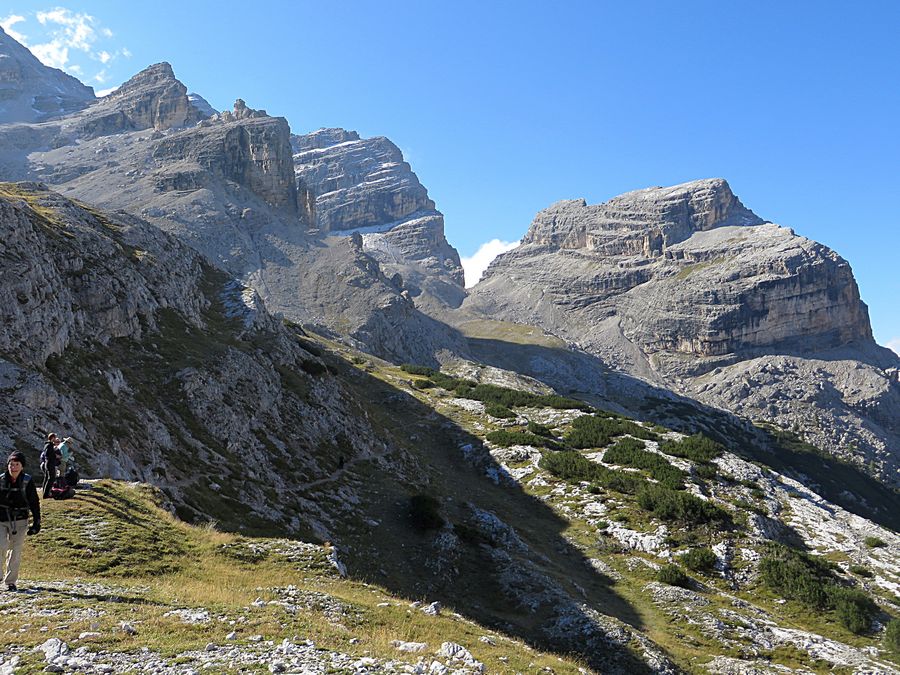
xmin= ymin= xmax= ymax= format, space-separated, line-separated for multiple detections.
xmin=57 ymin=436 xmax=73 ymax=475
xmin=41 ymin=433 xmax=60 ymax=499
xmin=1 ymin=451 xmax=41 ymax=591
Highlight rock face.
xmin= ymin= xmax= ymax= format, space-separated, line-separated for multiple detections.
xmin=91 ymin=62 xmax=202 ymax=132
xmin=292 ymin=129 xmax=466 ymax=311
xmin=0 ymin=26 xmax=95 ymax=124
xmin=0 ymin=182 xmax=396 ymax=536
xmin=0 ymin=27 xmax=464 ymax=363
xmin=465 ymin=179 xmax=900 ymax=485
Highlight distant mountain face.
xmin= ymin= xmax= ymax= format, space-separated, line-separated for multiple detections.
xmin=0 ymin=26 xmax=95 ymax=124
xmin=1 ymin=28 xmax=897 ymax=487
xmin=0 ymin=29 xmax=466 ymax=363
xmin=464 ymin=179 xmax=900 ymax=486
xmin=292 ymin=128 xmax=466 ymax=311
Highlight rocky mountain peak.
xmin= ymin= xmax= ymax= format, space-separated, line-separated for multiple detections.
xmin=0 ymin=25 xmax=95 ymax=123
xmin=101 ymin=61 xmax=200 ymax=130
xmin=216 ymin=97 xmax=269 ymax=122
xmin=522 ymin=178 xmax=764 ymax=253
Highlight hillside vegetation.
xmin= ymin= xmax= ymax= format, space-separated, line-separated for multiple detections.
xmin=3 ymin=481 xmax=584 ymax=674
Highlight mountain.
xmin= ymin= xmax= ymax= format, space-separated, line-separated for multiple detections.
xmin=463 ymin=179 xmax=900 ymax=487
xmin=0 ymin=52 xmax=465 ymax=364
xmin=0 ymin=26 xmax=95 ymax=124
xmin=292 ymin=128 xmax=466 ymax=312
xmin=2 ymin=31 xmax=900 ymax=674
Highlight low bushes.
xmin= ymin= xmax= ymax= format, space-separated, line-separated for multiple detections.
xmin=485 ymin=403 xmax=516 ymax=419
xmin=539 ymin=450 xmax=648 ymax=495
xmin=603 ymin=439 xmax=685 ymax=489
xmin=564 ymin=415 xmax=659 ymax=449
xmin=402 ymin=365 xmax=591 ymax=412
xmin=660 ymin=434 xmax=723 ymax=462
xmin=636 ymin=485 xmax=730 ymax=526
xmin=759 ymin=544 xmax=878 ymax=634
xmin=400 ymin=364 xmax=436 ymax=376
xmin=409 ymin=494 xmax=444 ymax=531
xmin=487 ymin=429 xmax=562 ymax=450
xmin=885 ymin=619 xmax=900 ymax=652
xmin=680 ymin=547 xmax=718 ymax=572
xmin=527 ymin=421 xmax=554 ymax=437
xmin=657 ymin=564 xmax=691 ymax=588
xmin=864 ymin=536 xmax=886 ymax=548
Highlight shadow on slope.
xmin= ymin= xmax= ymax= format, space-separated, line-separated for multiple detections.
xmin=310 ymin=353 xmax=661 ymax=673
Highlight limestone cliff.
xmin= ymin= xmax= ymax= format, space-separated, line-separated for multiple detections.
xmin=292 ymin=129 xmax=466 ymax=311
xmin=464 ymin=179 xmax=900 ymax=485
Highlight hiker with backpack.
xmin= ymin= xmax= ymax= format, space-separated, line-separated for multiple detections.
xmin=1 ymin=451 xmax=41 ymax=592
xmin=57 ymin=436 xmax=73 ymax=475
xmin=40 ymin=433 xmax=61 ymax=499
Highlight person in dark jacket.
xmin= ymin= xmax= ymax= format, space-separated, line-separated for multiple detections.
xmin=1 ymin=451 xmax=41 ymax=591
xmin=41 ymin=433 xmax=60 ymax=499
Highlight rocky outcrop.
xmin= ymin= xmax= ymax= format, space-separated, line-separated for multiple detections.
xmin=153 ymin=100 xmax=299 ymax=216
xmin=293 ymin=131 xmax=435 ymax=233
xmin=292 ymin=129 xmax=465 ymax=310
xmin=522 ymin=179 xmax=763 ymax=252
xmin=88 ymin=62 xmax=201 ymax=132
xmin=0 ymin=182 xmax=384 ymax=534
xmin=0 ymin=26 xmax=95 ymax=124
xmin=464 ymin=179 xmax=900 ymax=484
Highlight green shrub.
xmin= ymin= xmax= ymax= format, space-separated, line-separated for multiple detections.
xmin=409 ymin=494 xmax=444 ymax=530
xmin=848 ymin=564 xmax=872 ymax=578
xmin=759 ymin=545 xmax=835 ymax=609
xmin=885 ymin=619 xmax=900 ymax=652
xmin=759 ymin=544 xmax=878 ymax=634
xmin=299 ymin=358 xmax=327 ymax=375
xmin=487 ymin=429 xmax=561 ymax=450
xmin=564 ymin=415 xmax=659 ymax=449
xmin=413 ymin=379 xmax=436 ymax=389
xmin=680 ymin=547 xmax=718 ymax=572
xmin=694 ymin=462 xmax=719 ymax=479
xmin=539 ymin=450 xmax=647 ymax=494
xmin=660 ymin=434 xmax=724 ymax=462
xmin=603 ymin=440 xmax=685 ymax=489
xmin=400 ymin=364 xmax=436 ymax=376
xmin=485 ymin=403 xmax=516 ymax=419
xmin=527 ymin=421 xmax=554 ymax=437
xmin=828 ymin=586 xmax=876 ymax=634
xmin=636 ymin=485 xmax=730 ymax=526
xmin=864 ymin=536 xmax=886 ymax=548
xmin=657 ymin=564 xmax=691 ymax=588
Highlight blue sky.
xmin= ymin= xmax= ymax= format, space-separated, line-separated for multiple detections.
xmin=3 ymin=1 xmax=899 ymax=352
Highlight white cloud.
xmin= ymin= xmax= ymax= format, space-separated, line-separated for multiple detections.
xmin=95 ymin=85 xmax=118 ymax=97
xmin=11 ymin=8 xmax=128 ymax=84
xmin=36 ymin=8 xmax=97 ymax=50
xmin=461 ymin=239 xmax=520 ymax=288
xmin=31 ymin=40 xmax=68 ymax=68
xmin=1 ymin=14 xmax=27 ymax=43
xmin=887 ymin=338 xmax=900 ymax=357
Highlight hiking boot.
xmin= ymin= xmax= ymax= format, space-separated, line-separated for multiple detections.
xmin=6 ymin=584 xmax=16 ymax=592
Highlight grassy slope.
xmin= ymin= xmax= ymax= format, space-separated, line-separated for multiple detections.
xmin=6 ymin=480 xmax=586 ymax=674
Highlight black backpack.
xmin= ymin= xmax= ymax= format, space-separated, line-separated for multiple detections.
xmin=64 ymin=466 xmax=79 ymax=487
xmin=50 ymin=476 xmax=75 ymax=500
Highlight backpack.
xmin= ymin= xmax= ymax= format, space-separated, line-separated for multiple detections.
xmin=64 ymin=466 xmax=79 ymax=488
xmin=50 ymin=476 xmax=75 ymax=500
xmin=1 ymin=474 xmax=32 ymax=519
